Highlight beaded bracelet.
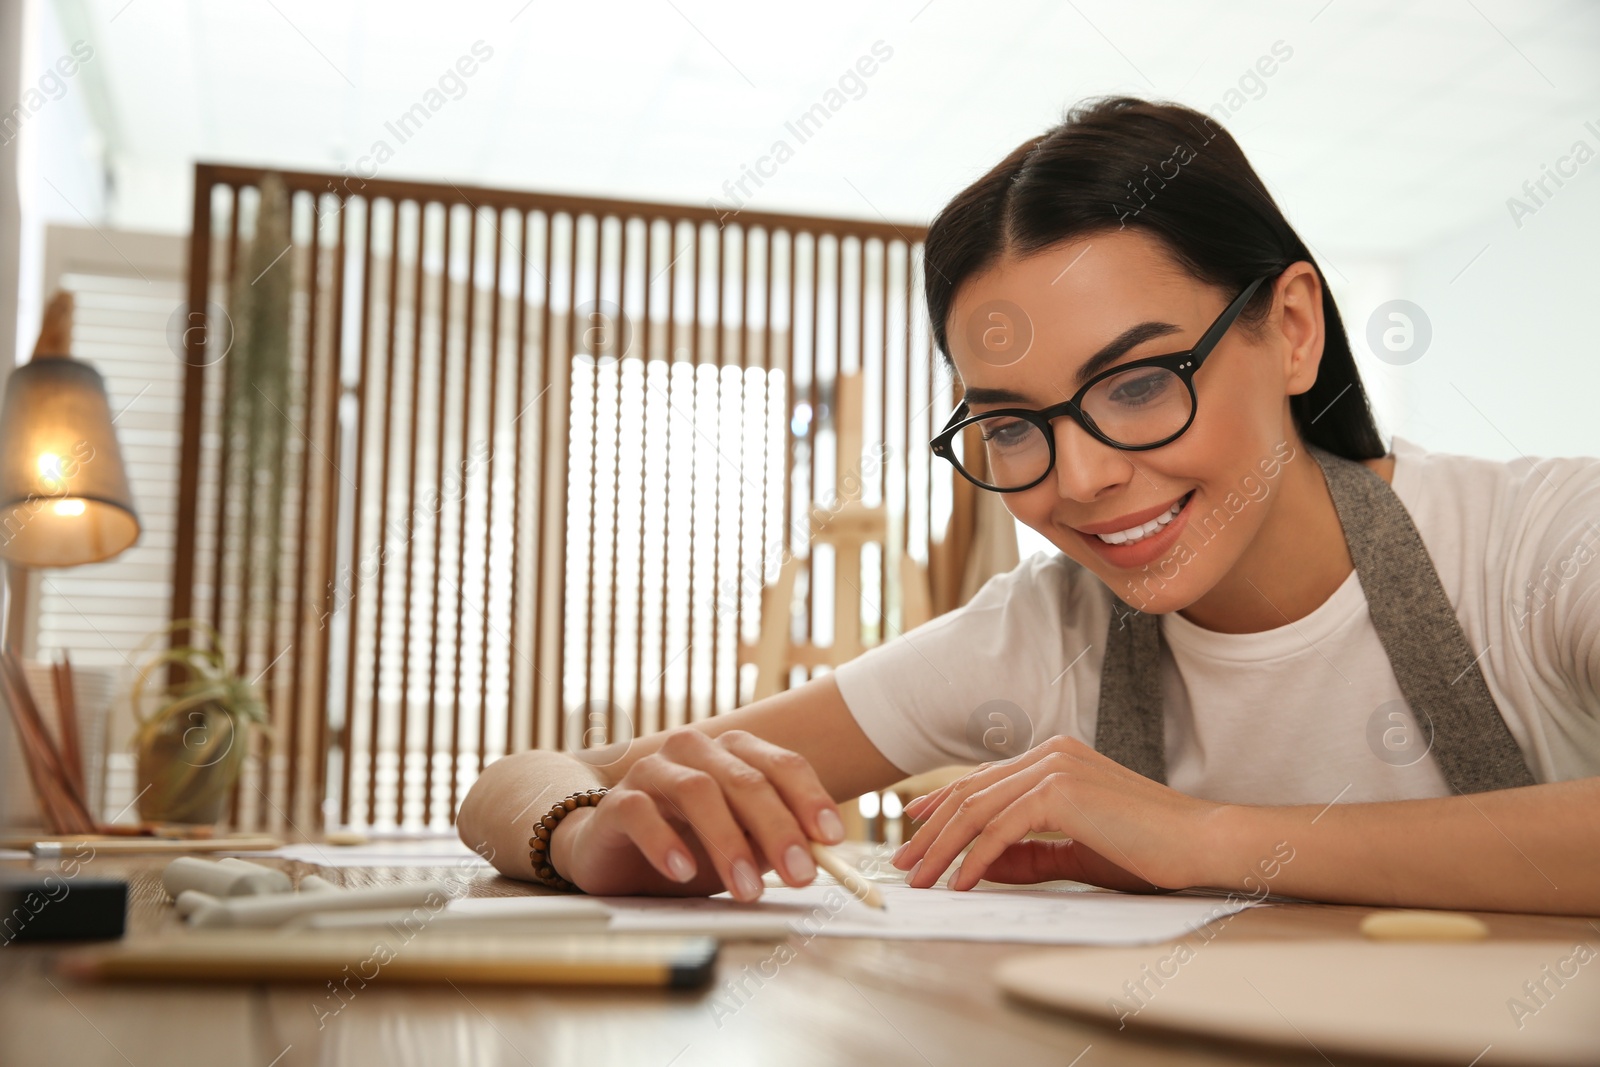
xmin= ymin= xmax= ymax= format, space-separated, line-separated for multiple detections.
xmin=527 ymin=788 xmax=608 ymax=892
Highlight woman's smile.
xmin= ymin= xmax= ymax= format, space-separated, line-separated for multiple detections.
xmin=1068 ymin=488 xmax=1196 ymax=568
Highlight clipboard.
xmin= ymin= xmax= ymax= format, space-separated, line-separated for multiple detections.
xmin=59 ymin=930 xmax=720 ymax=989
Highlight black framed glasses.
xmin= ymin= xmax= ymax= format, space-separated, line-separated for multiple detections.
xmin=930 ymin=272 xmax=1274 ymax=493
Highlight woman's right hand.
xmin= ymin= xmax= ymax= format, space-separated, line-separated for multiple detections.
xmin=551 ymin=727 xmax=848 ymax=900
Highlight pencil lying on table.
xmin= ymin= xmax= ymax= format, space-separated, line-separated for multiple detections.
xmin=809 ymin=842 xmax=886 ymax=909
xmin=31 ymin=836 xmax=283 ymax=856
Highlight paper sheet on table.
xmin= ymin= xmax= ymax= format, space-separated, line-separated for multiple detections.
xmin=221 ymin=840 xmax=1252 ymax=944
xmin=222 ymin=838 xmax=492 ymax=868
xmin=596 ymin=881 xmax=1255 ymax=946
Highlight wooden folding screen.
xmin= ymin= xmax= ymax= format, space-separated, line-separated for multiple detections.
xmin=173 ymin=163 xmax=955 ymax=831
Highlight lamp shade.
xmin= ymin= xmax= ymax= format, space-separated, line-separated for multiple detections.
xmin=0 ymin=356 xmax=140 ymax=567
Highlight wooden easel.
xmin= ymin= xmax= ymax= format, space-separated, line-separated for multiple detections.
xmin=740 ymin=374 xmax=932 ymax=703
xmin=737 ymin=373 xmax=948 ymax=841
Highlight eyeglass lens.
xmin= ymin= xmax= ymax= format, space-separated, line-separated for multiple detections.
xmin=953 ymin=365 xmax=1193 ymax=489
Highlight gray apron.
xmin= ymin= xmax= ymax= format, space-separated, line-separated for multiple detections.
xmin=1093 ymin=442 xmax=1536 ymax=794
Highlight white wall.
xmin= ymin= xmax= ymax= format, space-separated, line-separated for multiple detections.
xmin=12 ymin=0 xmax=109 ymax=361
xmin=1378 ymin=152 xmax=1600 ymax=462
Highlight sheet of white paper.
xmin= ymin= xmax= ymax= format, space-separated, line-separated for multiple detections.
xmin=595 ymin=881 xmax=1255 ymax=946
xmin=215 ymin=841 xmax=1252 ymax=944
xmin=224 ymin=838 xmax=492 ymax=868
xmin=447 ymin=896 xmax=612 ymax=919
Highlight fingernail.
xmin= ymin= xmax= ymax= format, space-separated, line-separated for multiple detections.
xmin=817 ymin=808 xmax=845 ymax=844
xmin=784 ymin=843 xmax=816 ymax=883
xmin=731 ymin=859 xmax=763 ymax=901
xmin=909 ymin=793 xmax=928 ymax=808
xmin=907 ymin=859 xmax=923 ymax=884
xmin=891 ymin=841 xmax=910 ymax=867
xmin=666 ymin=850 xmax=695 ymax=883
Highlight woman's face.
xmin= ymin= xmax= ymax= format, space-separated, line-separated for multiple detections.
xmin=944 ymin=229 xmax=1322 ymax=613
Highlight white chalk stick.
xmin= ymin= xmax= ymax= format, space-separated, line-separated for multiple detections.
xmin=163 ymin=857 xmax=285 ymax=900
xmin=174 ymin=889 xmax=223 ymax=919
xmin=215 ymin=857 xmax=293 ymax=892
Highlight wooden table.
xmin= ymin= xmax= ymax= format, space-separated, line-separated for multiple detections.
xmin=3 ymin=843 xmax=1595 ymax=1067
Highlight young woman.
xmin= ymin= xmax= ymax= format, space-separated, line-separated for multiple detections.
xmin=459 ymin=97 xmax=1600 ymax=915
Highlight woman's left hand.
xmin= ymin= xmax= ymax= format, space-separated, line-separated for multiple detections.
xmin=890 ymin=735 xmax=1227 ymax=892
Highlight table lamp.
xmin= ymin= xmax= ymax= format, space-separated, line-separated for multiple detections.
xmin=0 ymin=289 xmax=140 ymax=659
xmin=0 ymin=290 xmax=138 ymax=833
xmin=0 ymin=291 xmax=140 ymax=572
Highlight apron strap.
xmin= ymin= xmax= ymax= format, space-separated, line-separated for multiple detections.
xmin=1095 ymin=602 xmax=1167 ymax=783
xmin=1093 ymin=442 xmax=1535 ymax=794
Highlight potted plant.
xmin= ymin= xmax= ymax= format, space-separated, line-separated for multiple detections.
xmin=131 ymin=620 xmax=269 ymax=825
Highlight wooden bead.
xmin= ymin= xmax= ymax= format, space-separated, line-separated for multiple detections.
xmin=527 ymin=787 xmax=608 ymax=892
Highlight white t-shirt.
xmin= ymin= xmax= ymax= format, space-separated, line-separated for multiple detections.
xmin=831 ymin=436 xmax=1600 ymax=805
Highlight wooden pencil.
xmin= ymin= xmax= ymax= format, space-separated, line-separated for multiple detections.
xmin=59 ymin=931 xmax=719 ymax=988
xmin=52 ymin=654 xmax=86 ymax=798
xmin=30 ymin=835 xmax=283 ymax=856
xmin=810 ymin=841 xmax=886 ymax=909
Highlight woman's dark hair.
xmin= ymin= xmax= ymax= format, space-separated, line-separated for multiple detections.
xmin=923 ymin=95 xmax=1386 ymax=460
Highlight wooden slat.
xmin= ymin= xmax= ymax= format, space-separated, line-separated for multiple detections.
xmin=731 ymin=224 xmax=751 ymax=706
xmin=283 ymin=190 xmax=320 ymax=826
xmin=629 ymin=218 xmax=653 ymax=731
xmin=806 ymin=236 xmax=820 ymax=654
xmin=338 ymin=195 xmax=376 ymax=827
xmin=207 ymin=186 xmax=241 ymax=645
xmin=169 ymin=177 xmax=213 ymax=663
xmin=581 ymin=215 xmax=601 ymax=725
xmin=220 ymin=187 xmax=246 ymax=827
xmin=883 ymin=238 xmax=896 ymax=633
xmin=498 ymin=207 xmax=532 ymax=773
xmin=605 ymin=219 xmax=628 ymax=745
xmin=450 ymin=205 xmax=479 ymax=786
xmin=524 ymin=210 xmax=555 ymax=759
xmin=366 ymin=197 xmax=403 ymax=825
xmin=312 ymin=192 xmax=347 ymax=828
xmin=398 ymin=202 xmax=427 ymax=825
xmin=902 ymin=240 xmax=913 ymax=569
xmin=682 ymin=222 xmax=701 ymax=724
xmin=429 ymin=204 xmax=455 ymax=821
xmin=655 ymin=221 xmax=677 ymax=733
xmin=552 ymin=213 xmax=575 ymax=753
xmin=746 ymin=227 xmax=776 ymax=705
xmin=477 ymin=205 xmax=506 ymax=785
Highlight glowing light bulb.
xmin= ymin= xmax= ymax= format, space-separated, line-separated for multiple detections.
xmin=53 ymin=499 xmax=86 ymax=517
xmin=36 ymin=453 xmax=64 ymax=487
